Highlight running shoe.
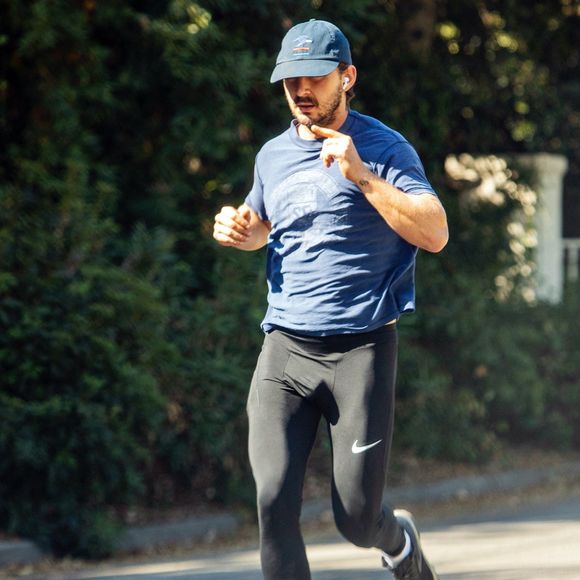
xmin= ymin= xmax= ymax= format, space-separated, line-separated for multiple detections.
xmin=382 ymin=509 xmax=438 ymax=579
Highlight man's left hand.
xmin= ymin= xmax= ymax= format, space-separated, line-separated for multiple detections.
xmin=310 ymin=125 xmax=369 ymax=186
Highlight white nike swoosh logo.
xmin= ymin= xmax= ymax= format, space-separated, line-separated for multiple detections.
xmin=351 ymin=439 xmax=382 ymax=454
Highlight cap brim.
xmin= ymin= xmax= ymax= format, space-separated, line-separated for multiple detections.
xmin=270 ymin=59 xmax=340 ymax=83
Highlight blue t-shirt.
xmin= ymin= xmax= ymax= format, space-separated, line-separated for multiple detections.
xmin=245 ymin=109 xmax=436 ymax=336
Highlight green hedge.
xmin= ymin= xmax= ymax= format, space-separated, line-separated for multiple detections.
xmin=396 ymin=285 xmax=580 ymax=462
xmin=0 ymin=263 xmax=168 ymax=556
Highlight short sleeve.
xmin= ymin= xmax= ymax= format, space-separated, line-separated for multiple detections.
xmin=244 ymin=160 xmax=268 ymax=221
xmin=380 ymin=141 xmax=437 ymax=196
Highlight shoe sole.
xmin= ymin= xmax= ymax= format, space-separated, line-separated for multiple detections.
xmin=394 ymin=509 xmax=439 ymax=580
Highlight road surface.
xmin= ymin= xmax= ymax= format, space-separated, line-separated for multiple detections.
xmin=39 ymin=497 xmax=580 ymax=579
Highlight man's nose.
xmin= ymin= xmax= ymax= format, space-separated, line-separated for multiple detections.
xmin=295 ymin=77 xmax=312 ymax=94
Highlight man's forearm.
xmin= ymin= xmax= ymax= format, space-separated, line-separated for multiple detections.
xmin=354 ymin=167 xmax=449 ymax=253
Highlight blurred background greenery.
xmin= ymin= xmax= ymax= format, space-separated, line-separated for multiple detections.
xmin=1 ymin=0 xmax=579 ymax=558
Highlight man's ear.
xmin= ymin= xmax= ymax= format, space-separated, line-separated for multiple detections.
xmin=342 ymin=65 xmax=357 ymax=90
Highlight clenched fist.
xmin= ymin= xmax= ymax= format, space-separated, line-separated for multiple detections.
xmin=213 ymin=205 xmax=251 ymax=247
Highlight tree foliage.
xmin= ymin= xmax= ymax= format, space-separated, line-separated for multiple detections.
xmin=1 ymin=0 xmax=578 ymax=557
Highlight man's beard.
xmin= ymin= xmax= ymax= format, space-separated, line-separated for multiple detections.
xmin=289 ymin=84 xmax=343 ymax=128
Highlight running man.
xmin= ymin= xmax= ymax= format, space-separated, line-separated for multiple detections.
xmin=213 ymin=19 xmax=448 ymax=580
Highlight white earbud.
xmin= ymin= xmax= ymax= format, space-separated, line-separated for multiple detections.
xmin=343 ymin=77 xmax=350 ymax=89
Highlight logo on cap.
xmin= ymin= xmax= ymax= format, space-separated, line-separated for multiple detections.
xmin=293 ymin=35 xmax=313 ymax=53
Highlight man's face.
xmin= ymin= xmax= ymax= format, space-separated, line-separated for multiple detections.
xmin=283 ymin=70 xmax=344 ymax=128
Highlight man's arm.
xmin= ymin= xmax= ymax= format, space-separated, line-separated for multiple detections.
xmin=353 ymin=173 xmax=448 ymax=253
xmin=310 ymin=125 xmax=449 ymax=253
xmin=213 ymin=203 xmax=271 ymax=251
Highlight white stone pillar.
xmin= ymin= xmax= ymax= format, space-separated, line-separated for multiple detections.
xmin=517 ymin=154 xmax=568 ymax=303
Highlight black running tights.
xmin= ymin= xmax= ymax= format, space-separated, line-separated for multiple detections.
xmin=247 ymin=324 xmax=404 ymax=580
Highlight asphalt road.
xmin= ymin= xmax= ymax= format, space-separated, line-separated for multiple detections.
xmin=38 ymin=497 xmax=580 ymax=579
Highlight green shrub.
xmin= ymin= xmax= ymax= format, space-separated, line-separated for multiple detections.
xmin=394 ymin=154 xmax=580 ymax=462
xmin=0 ymin=259 xmax=169 ymax=557
xmin=154 ymin=248 xmax=267 ymax=506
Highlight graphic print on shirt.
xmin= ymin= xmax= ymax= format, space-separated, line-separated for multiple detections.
xmin=267 ymin=168 xmax=349 ymax=245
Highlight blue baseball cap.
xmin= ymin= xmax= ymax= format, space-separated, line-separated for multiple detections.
xmin=270 ymin=19 xmax=352 ymax=83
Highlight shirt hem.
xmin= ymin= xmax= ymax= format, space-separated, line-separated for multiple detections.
xmin=262 ymin=312 xmax=408 ymax=337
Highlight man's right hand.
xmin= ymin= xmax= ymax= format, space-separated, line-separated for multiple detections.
xmin=213 ymin=205 xmax=251 ymax=247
